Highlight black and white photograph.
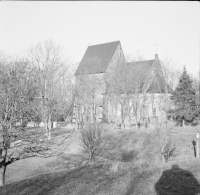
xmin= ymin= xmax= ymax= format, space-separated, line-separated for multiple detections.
xmin=0 ymin=2 xmax=200 ymax=195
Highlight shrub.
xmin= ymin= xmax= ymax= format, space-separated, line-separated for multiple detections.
xmin=155 ymin=128 xmax=176 ymax=164
xmin=163 ymin=140 xmax=176 ymax=162
xmin=80 ymin=123 xmax=103 ymax=165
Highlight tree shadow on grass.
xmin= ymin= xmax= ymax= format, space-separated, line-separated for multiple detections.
xmin=45 ymin=154 xmax=88 ymax=171
xmin=155 ymin=165 xmax=200 ymax=195
xmin=100 ymin=132 xmax=140 ymax=162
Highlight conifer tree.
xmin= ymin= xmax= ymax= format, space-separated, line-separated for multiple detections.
xmin=170 ymin=66 xmax=197 ymax=126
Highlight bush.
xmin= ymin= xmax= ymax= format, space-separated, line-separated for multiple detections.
xmin=155 ymin=128 xmax=176 ymax=164
xmin=80 ymin=123 xmax=103 ymax=165
xmin=163 ymin=140 xmax=176 ymax=162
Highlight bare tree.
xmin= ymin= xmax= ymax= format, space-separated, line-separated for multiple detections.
xmin=80 ymin=123 xmax=103 ymax=165
xmin=74 ymin=59 xmax=105 ymax=128
xmin=106 ymin=58 xmax=150 ymax=129
xmin=155 ymin=128 xmax=175 ymax=165
xmin=27 ymin=40 xmax=72 ymax=138
xmin=160 ymin=57 xmax=182 ymax=90
xmin=0 ymin=54 xmax=70 ymax=186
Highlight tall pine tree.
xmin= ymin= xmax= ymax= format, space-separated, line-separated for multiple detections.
xmin=170 ymin=66 xmax=197 ymax=126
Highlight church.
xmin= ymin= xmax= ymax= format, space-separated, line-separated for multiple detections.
xmin=73 ymin=41 xmax=172 ymax=129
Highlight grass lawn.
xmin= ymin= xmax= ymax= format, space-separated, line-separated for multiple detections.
xmin=2 ymin=126 xmax=200 ymax=195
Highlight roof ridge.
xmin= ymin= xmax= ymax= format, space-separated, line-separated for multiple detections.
xmin=88 ymin=40 xmax=120 ymax=47
xmin=128 ymin=59 xmax=154 ymax=64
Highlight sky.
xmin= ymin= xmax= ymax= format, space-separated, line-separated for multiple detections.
xmin=0 ymin=2 xmax=199 ymax=77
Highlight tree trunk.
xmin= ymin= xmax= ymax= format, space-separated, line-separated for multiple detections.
xmin=0 ymin=167 xmax=6 ymax=186
xmin=0 ymin=168 xmax=4 ymax=186
xmin=182 ymin=119 xmax=185 ymax=127
xmin=89 ymin=150 xmax=94 ymax=165
xmin=3 ymin=166 xmax=6 ymax=185
xmin=45 ymin=113 xmax=52 ymax=140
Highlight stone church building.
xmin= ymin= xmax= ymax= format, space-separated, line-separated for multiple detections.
xmin=73 ymin=41 xmax=172 ymax=128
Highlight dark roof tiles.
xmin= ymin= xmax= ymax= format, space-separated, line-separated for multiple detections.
xmin=75 ymin=41 xmax=172 ymax=94
xmin=127 ymin=60 xmax=154 ymax=81
xmin=75 ymin=41 xmax=120 ymax=75
xmin=127 ymin=59 xmax=171 ymax=93
xmin=127 ymin=60 xmax=154 ymax=70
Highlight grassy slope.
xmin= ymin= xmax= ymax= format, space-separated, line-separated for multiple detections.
xmin=5 ymin=128 xmax=83 ymax=184
xmin=1 ymin=127 xmax=200 ymax=195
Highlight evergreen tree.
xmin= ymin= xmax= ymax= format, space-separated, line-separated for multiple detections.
xmin=169 ymin=66 xmax=197 ymax=126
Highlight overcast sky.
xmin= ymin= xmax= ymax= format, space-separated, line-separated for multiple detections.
xmin=0 ymin=2 xmax=199 ymax=77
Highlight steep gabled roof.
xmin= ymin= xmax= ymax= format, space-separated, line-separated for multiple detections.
xmin=147 ymin=72 xmax=172 ymax=93
xmin=127 ymin=60 xmax=154 ymax=82
xmin=128 ymin=60 xmax=154 ymax=70
xmin=75 ymin=41 xmax=120 ymax=75
xmin=127 ymin=58 xmax=171 ymax=93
